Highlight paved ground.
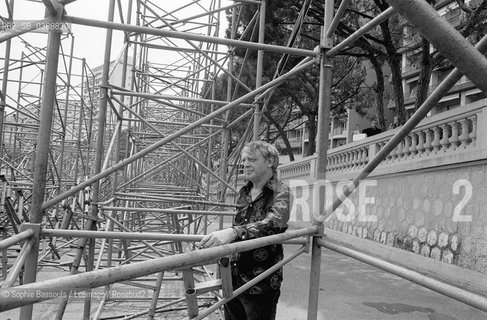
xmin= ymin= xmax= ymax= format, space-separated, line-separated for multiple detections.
xmin=278 ymin=241 xmax=487 ymax=320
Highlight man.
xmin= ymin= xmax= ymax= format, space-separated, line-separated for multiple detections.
xmin=362 ymin=119 xmax=382 ymax=137
xmin=197 ymin=141 xmax=291 ymax=320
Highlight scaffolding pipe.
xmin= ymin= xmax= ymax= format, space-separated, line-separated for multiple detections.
xmin=41 ymin=58 xmax=317 ymax=210
xmin=193 ymin=245 xmax=307 ymax=320
xmin=62 ymin=15 xmax=316 ymax=57
xmin=111 ymin=89 xmax=254 ymax=108
xmin=0 ymin=227 xmax=317 ymax=311
xmin=138 ymin=0 xmax=255 ymax=95
xmin=318 ymin=238 xmax=487 ymax=312
xmin=326 ymin=7 xmax=395 ymax=57
xmin=325 ymin=0 xmax=352 ymax=38
xmin=111 ymin=95 xmax=237 ymax=193
xmin=253 ymin=0 xmax=266 ymax=140
xmin=100 ymin=206 xmax=235 ymax=216
xmin=113 ymin=194 xmax=234 ymax=207
xmin=0 ymin=229 xmax=33 ymax=251
xmin=147 ymin=271 xmax=165 ymax=319
xmin=1 ymin=238 xmax=34 ymax=288
xmin=20 ymin=7 xmax=64 ymax=317
xmin=117 ymin=130 xmax=223 ymax=190
xmin=307 ymin=1 xmax=333 ymax=319
xmin=0 ymin=0 xmax=13 ymax=166
xmin=101 ymin=212 xmax=168 ymax=258
xmin=40 ymin=229 xmax=204 ymax=242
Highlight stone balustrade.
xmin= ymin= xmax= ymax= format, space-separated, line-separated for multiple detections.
xmin=279 ymin=98 xmax=487 ymax=182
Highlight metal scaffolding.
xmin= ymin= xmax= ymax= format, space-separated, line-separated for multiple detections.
xmin=1 ymin=0 xmax=487 ymax=319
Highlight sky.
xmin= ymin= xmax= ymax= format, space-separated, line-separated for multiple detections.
xmin=0 ymin=0 xmax=233 ymax=106
xmin=1 ymin=0 xmax=232 ymax=66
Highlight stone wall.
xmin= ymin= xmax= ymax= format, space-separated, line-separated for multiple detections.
xmin=323 ymin=162 xmax=487 ymax=274
xmin=281 ymin=99 xmax=487 ymax=275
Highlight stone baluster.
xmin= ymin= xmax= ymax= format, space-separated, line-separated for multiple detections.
xmin=458 ymin=118 xmax=470 ymax=148
xmin=347 ymin=151 xmax=353 ymax=170
xmin=449 ymin=121 xmax=460 ymax=149
xmin=439 ymin=123 xmax=451 ymax=152
xmin=328 ymin=155 xmax=334 ymax=172
xmin=351 ymin=150 xmax=357 ymax=169
xmin=396 ymin=140 xmax=404 ymax=160
xmin=469 ymin=115 xmax=477 ymax=146
xmin=358 ymin=148 xmax=365 ymax=167
xmin=342 ymin=152 xmax=347 ymax=171
xmin=409 ymin=132 xmax=418 ymax=157
xmin=355 ymin=149 xmax=361 ymax=168
xmin=403 ymin=135 xmax=411 ymax=158
xmin=424 ymin=128 xmax=433 ymax=154
xmin=337 ymin=153 xmax=344 ymax=172
xmin=431 ymin=126 xmax=441 ymax=152
xmin=416 ymin=131 xmax=425 ymax=155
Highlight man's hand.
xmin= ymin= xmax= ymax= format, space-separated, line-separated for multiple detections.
xmin=197 ymin=228 xmax=237 ymax=248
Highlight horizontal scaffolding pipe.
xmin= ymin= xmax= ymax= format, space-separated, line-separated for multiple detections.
xmin=40 ymin=228 xmax=308 ymax=245
xmin=111 ymin=89 xmax=254 ymax=109
xmin=0 ymin=227 xmax=317 ymax=311
xmin=41 ymin=229 xmax=200 ymax=242
xmin=62 ymin=16 xmax=316 ymax=57
xmin=318 ymin=238 xmax=487 ymax=313
xmin=114 ymin=194 xmax=236 ymax=208
xmin=120 ymin=118 xmax=223 ymax=129
xmin=0 ymin=229 xmax=33 ymax=251
xmin=100 ymin=206 xmax=235 ymax=216
xmin=132 ymin=41 xmax=225 ymax=54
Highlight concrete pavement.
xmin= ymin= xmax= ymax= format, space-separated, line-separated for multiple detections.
xmin=278 ymin=242 xmax=487 ymax=320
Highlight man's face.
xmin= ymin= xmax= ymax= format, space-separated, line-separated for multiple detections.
xmin=372 ymin=120 xmax=378 ymax=128
xmin=241 ymin=150 xmax=271 ymax=183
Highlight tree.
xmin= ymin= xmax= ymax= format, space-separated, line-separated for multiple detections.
xmin=221 ymin=0 xmax=377 ymax=157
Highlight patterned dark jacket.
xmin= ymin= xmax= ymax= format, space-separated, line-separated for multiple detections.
xmin=231 ymin=175 xmax=291 ymax=295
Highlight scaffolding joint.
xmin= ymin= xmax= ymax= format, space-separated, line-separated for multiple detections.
xmin=20 ymin=222 xmax=42 ymax=243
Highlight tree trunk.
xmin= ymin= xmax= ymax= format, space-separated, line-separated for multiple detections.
xmin=307 ymin=112 xmax=317 ymax=156
xmin=370 ymin=56 xmax=386 ymax=130
xmin=380 ymin=20 xmax=406 ymax=124
xmin=414 ymin=37 xmax=432 ymax=110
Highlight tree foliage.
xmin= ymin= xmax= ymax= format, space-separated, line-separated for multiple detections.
xmin=212 ymin=0 xmax=487 ymax=159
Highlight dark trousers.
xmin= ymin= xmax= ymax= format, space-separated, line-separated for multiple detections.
xmin=224 ymin=290 xmax=280 ymax=320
